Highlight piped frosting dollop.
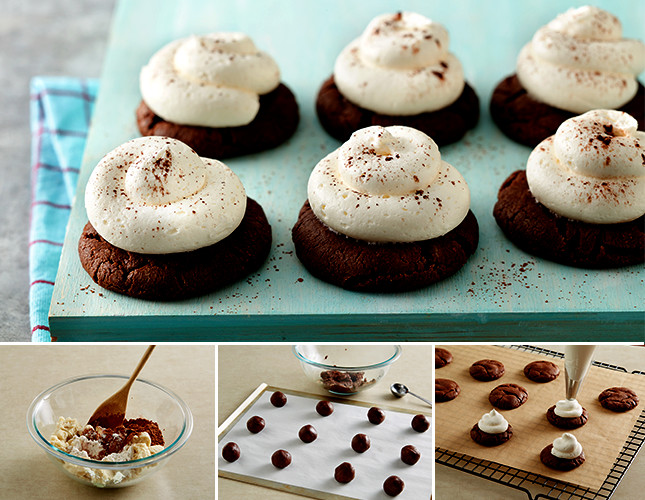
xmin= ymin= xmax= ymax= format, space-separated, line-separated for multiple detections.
xmin=85 ymin=137 xmax=246 ymax=254
xmin=517 ymin=6 xmax=645 ymax=113
xmin=307 ymin=125 xmax=470 ymax=242
xmin=526 ymin=109 xmax=645 ymax=224
xmin=140 ymin=33 xmax=280 ymax=127
xmin=333 ymin=12 xmax=465 ymax=115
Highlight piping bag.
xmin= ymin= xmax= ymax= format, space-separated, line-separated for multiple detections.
xmin=564 ymin=345 xmax=597 ymax=400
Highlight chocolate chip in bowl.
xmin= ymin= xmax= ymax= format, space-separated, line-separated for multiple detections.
xmin=293 ymin=345 xmax=401 ymax=395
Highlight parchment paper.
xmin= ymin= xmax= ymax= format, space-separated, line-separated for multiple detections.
xmin=435 ymin=345 xmax=645 ymax=492
xmin=218 ymin=386 xmax=432 ymax=500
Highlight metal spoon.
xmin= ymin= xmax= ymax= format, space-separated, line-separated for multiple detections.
xmin=87 ymin=345 xmax=156 ymax=428
xmin=390 ymin=383 xmax=432 ymax=408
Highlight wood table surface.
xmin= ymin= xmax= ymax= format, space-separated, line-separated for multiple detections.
xmin=48 ymin=0 xmax=644 ymax=340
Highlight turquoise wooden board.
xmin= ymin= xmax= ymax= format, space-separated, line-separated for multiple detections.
xmin=49 ymin=0 xmax=645 ymax=341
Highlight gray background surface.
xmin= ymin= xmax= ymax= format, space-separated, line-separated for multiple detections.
xmin=0 ymin=0 xmax=115 ymax=341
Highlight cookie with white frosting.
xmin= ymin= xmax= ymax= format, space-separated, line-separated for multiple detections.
xmin=546 ymin=399 xmax=589 ymax=429
xmin=79 ymin=137 xmax=271 ymax=300
xmin=316 ymin=12 xmax=479 ymax=146
xmin=540 ymin=433 xmax=586 ymax=471
xmin=137 ymin=33 xmax=298 ymax=158
xmin=494 ymin=109 xmax=645 ymax=268
xmin=490 ymin=6 xmax=645 ymax=147
xmin=470 ymin=409 xmax=513 ymax=446
xmin=292 ymin=125 xmax=479 ymax=292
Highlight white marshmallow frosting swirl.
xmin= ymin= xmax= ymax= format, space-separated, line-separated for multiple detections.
xmin=334 ymin=12 xmax=465 ymax=115
xmin=478 ymin=409 xmax=509 ymax=434
xmin=85 ymin=137 xmax=246 ymax=254
xmin=308 ymin=126 xmax=470 ymax=243
xmin=526 ymin=110 xmax=645 ymax=224
xmin=140 ymin=33 xmax=280 ymax=127
xmin=554 ymin=399 xmax=584 ymax=418
xmin=517 ymin=6 xmax=645 ymax=113
xmin=551 ymin=433 xmax=583 ymax=459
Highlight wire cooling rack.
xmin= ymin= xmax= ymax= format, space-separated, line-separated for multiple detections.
xmin=435 ymin=345 xmax=645 ymax=500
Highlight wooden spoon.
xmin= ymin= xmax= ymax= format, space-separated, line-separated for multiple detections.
xmin=87 ymin=345 xmax=156 ymax=429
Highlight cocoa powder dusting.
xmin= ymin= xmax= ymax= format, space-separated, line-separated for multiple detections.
xmin=124 ymin=418 xmax=165 ymax=446
xmin=82 ymin=417 xmax=165 ymax=458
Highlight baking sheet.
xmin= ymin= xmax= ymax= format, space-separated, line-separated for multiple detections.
xmin=434 ymin=345 xmax=645 ymax=491
xmin=48 ymin=0 xmax=645 ymax=339
xmin=218 ymin=386 xmax=432 ymax=500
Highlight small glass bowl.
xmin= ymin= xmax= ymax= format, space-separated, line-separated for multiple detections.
xmin=27 ymin=374 xmax=193 ymax=488
xmin=293 ymin=345 xmax=402 ymax=395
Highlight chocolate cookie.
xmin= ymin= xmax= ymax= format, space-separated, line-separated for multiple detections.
xmin=523 ymin=360 xmax=560 ymax=383
xmin=469 ymin=359 xmax=505 ymax=381
xmin=78 ymin=198 xmax=272 ymax=300
xmin=292 ymin=201 xmax=479 ymax=292
xmin=436 ymin=378 xmax=460 ymax=402
xmin=316 ymin=76 xmax=480 ymax=146
xmin=546 ymin=406 xmax=589 ymax=429
xmin=136 ymin=83 xmax=299 ymax=159
xmin=435 ymin=347 xmax=453 ymax=368
xmin=598 ymin=387 xmax=640 ymax=412
xmin=540 ymin=444 xmax=585 ymax=471
xmin=494 ymin=170 xmax=645 ymax=268
xmin=470 ymin=423 xmax=513 ymax=447
xmin=489 ymin=383 xmax=528 ymax=410
xmin=490 ymin=74 xmax=645 ymax=147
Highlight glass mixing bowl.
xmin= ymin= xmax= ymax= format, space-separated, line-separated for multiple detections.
xmin=27 ymin=374 xmax=192 ymax=488
xmin=293 ymin=345 xmax=402 ymax=395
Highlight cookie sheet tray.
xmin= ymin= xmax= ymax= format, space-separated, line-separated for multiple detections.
xmin=48 ymin=0 xmax=645 ymax=340
xmin=217 ymin=384 xmax=432 ymax=499
xmin=435 ymin=345 xmax=645 ymax=500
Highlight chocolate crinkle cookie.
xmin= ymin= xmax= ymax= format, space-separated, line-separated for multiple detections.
xmin=137 ymin=83 xmax=299 ymax=159
xmin=469 ymin=359 xmax=505 ymax=381
xmin=489 ymin=383 xmax=528 ymax=410
xmin=470 ymin=423 xmax=513 ymax=447
xmin=546 ymin=406 xmax=589 ymax=429
xmin=540 ymin=444 xmax=585 ymax=471
xmin=490 ymin=75 xmax=645 ymax=148
xmin=78 ymin=198 xmax=272 ymax=300
xmin=435 ymin=348 xmax=453 ymax=368
xmin=523 ymin=360 xmax=560 ymax=383
xmin=598 ymin=387 xmax=640 ymax=412
xmin=317 ymin=76 xmax=479 ymax=146
xmin=292 ymin=202 xmax=479 ymax=293
xmin=493 ymin=171 xmax=645 ymax=268
xmin=435 ymin=378 xmax=460 ymax=402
